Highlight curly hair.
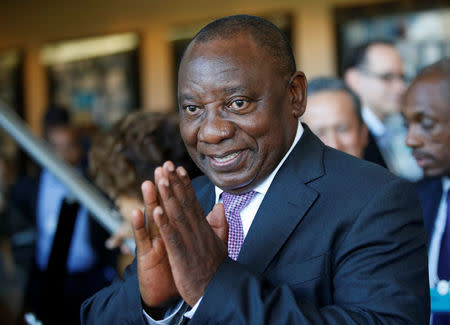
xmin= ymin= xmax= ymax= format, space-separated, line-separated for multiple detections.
xmin=89 ymin=111 xmax=201 ymax=200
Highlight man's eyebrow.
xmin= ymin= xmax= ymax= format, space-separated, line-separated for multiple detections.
xmin=222 ymin=85 xmax=248 ymax=95
xmin=178 ymin=94 xmax=197 ymax=102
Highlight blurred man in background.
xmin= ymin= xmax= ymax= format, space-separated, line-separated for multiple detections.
xmin=403 ymin=58 xmax=450 ymax=325
xmin=302 ymin=77 xmax=368 ymax=159
xmin=10 ymin=106 xmax=116 ymax=325
xmin=345 ymin=40 xmax=422 ymax=180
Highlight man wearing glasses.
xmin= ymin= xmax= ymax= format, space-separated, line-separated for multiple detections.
xmin=344 ymin=40 xmax=422 ymax=181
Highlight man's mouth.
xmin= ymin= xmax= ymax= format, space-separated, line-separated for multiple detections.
xmin=413 ymin=152 xmax=434 ymax=168
xmin=206 ymin=150 xmax=245 ymax=169
xmin=212 ymin=151 xmax=241 ymax=163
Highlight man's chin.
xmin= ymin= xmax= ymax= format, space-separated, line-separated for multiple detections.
xmin=209 ymin=174 xmax=255 ymax=194
xmin=422 ymin=167 xmax=446 ymax=178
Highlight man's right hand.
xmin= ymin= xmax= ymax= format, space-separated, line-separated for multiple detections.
xmin=133 ymin=180 xmax=178 ymax=308
xmin=134 ymin=171 xmax=229 ymax=310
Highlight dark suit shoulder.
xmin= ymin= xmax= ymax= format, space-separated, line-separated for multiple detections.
xmin=322 ymin=145 xmax=399 ymax=188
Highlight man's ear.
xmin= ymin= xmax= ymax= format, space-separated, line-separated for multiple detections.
xmin=289 ymin=71 xmax=307 ymax=119
xmin=344 ymin=68 xmax=360 ymax=94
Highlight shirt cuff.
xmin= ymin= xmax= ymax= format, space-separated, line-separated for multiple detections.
xmin=142 ymin=300 xmax=185 ymax=324
xmin=184 ymin=297 xmax=203 ymax=319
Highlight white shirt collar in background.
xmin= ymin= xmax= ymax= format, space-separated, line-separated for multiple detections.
xmin=362 ymin=106 xmax=386 ymax=137
xmin=428 ymin=176 xmax=450 ymax=288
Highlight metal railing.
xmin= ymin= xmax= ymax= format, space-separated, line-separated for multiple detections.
xmin=0 ymin=99 xmax=135 ymax=252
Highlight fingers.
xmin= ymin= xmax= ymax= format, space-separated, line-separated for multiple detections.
xmin=106 ymin=222 xmax=133 ymax=250
xmin=131 ymin=208 xmax=151 ymax=254
xmin=176 ymin=166 xmax=204 ymax=217
xmin=157 ymin=162 xmax=204 ymax=221
xmin=105 ymin=236 xmax=120 ymax=250
xmin=155 ymin=168 xmax=192 ymax=231
xmin=141 ymin=181 xmax=160 ymax=237
xmin=153 ymin=205 xmax=184 ymax=261
xmin=206 ymin=203 xmax=228 ymax=245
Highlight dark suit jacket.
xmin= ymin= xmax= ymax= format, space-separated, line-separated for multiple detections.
xmin=363 ymin=130 xmax=387 ymax=168
xmin=81 ymin=126 xmax=430 ymax=324
xmin=415 ymin=177 xmax=443 ymax=247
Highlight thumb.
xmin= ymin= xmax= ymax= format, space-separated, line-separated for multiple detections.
xmin=206 ymin=203 xmax=228 ymax=244
xmin=131 ymin=208 xmax=151 ymax=255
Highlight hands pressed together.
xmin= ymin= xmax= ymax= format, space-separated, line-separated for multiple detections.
xmin=131 ymin=161 xmax=229 ymax=309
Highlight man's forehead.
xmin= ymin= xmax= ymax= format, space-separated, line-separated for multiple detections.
xmin=185 ymin=34 xmax=257 ymax=60
xmin=404 ymin=80 xmax=448 ymax=115
xmin=365 ymin=44 xmax=402 ymax=70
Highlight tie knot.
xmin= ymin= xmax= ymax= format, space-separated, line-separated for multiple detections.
xmin=222 ymin=191 xmax=257 ymax=215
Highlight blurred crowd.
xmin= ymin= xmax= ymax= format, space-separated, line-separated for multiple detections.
xmin=0 ymin=38 xmax=448 ymax=325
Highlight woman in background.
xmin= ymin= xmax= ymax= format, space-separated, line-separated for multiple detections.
xmin=89 ymin=111 xmax=201 ymax=257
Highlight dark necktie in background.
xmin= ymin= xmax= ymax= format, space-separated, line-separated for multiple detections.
xmin=39 ymin=198 xmax=79 ymax=324
xmin=435 ymin=189 xmax=450 ymax=325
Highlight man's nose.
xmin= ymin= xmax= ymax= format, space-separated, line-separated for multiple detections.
xmin=405 ymin=124 xmax=423 ymax=148
xmin=198 ymin=107 xmax=235 ymax=144
xmin=394 ymin=78 xmax=405 ymax=94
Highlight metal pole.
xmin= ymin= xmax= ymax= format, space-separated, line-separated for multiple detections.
xmin=0 ymin=99 xmax=135 ymax=252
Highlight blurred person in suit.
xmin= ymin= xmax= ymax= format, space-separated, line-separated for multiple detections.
xmin=403 ymin=58 xmax=450 ymax=325
xmin=81 ymin=15 xmax=429 ymax=325
xmin=344 ymin=40 xmax=422 ymax=181
xmin=88 ymin=110 xmax=201 ymax=257
xmin=10 ymin=106 xmax=116 ymax=325
xmin=302 ymin=77 xmax=368 ymax=159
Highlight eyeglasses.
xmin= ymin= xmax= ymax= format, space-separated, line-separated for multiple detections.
xmin=359 ymin=69 xmax=406 ymax=83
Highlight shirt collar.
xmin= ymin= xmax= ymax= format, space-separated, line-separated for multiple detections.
xmin=442 ymin=177 xmax=450 ymax=193
xmin=362 ymin=106 xmax=386 ymax=137
xmin=215 ymin=121 xmax=304 ymax=200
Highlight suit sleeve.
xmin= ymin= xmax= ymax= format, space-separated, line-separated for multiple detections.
xmin=191 ymin=178 xmax=430 ymax=324
xmin=80 ymin=259 xmax=148 ymax=325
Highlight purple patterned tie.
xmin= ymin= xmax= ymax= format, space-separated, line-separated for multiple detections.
xmin=222 ymin=191 xmax=256 ymax=260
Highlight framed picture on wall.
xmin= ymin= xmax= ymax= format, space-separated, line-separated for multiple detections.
xmin=334 ymin=0 xmax=450 ymax=79
xmin=41 ymin=33 xmax=141 ymax=129
xmin=0 ymin=49 xmax=24 ymax=168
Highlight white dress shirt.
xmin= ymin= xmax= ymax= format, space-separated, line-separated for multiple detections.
xmin=428 ymin=177 xmax=450 ymax=288
xmin=144 ymin=122 xmax=304 ymax=324
xmin=362 ymin=107 xmax=422 ymax=181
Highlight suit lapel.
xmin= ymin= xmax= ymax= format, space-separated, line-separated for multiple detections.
xmin=416 ymin=177 xmax=443 ymax=244
xmin=238 ymin=125 xmax=323 ymax=274
xmin=194 ymin=177 xmax=216 ymax=216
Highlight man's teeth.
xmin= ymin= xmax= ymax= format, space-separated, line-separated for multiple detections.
xmin=214 ymin=152 xmax=240 ymax=162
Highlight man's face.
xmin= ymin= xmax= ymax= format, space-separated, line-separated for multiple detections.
xmin=178 ymin=34 xmax=305 ymax=193
xmin=303 ymin=90 xmax=368 ymax=159
xmin=47 ymin=126 xmax=82 ymax=166
xmin=403 ymin=76 xmax=450 ymax=177
xmin=355 ymin=44 xmax=405 ymax=119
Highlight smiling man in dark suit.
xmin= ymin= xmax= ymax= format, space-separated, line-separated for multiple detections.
xmin=82 ymin=15 xmax=430 ymax=324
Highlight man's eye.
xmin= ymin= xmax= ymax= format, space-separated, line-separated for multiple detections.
xmin=336 ymin=125 xmax=350 ymax=133
xmin=184 ymin=105 xmax=200 ymax=114
xmin=421 ymin=117 xmax=435 ymax=130
xmin=229 ymin=99 xmax=249 ymax=110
